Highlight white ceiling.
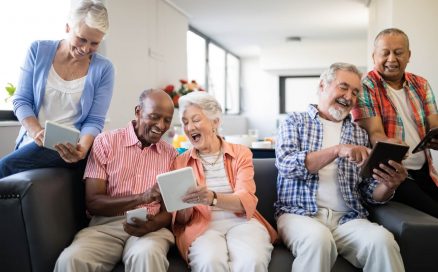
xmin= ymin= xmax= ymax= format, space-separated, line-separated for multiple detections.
xmin=167 ymin=0 xmax=370 ymax=57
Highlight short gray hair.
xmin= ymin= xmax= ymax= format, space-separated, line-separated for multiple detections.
xmin=319 ymin=62 xmax=362 ymax=87
xmin=178 ymin=91 xmax=222 ymax=125
xmin=374 ymin=28 xmax=409 ymax=49
xmin=69 ymin=0 xmax=109 ymax=34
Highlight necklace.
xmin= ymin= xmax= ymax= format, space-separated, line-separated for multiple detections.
xmin=197 ymin=149 xmax=223 ymax=167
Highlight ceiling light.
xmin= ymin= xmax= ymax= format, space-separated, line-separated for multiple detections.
xmin=286 ymin=36 xmax=302 ymax=42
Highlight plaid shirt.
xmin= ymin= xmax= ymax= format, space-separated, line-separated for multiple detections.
xmin=275 ymin=105 xmax=384 ymax=224
xmin=352 ymin=69 xmax=438 ymax=185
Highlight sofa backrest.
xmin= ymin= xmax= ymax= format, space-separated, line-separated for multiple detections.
xmin=253 ymin=158 xmax=278 ymax=228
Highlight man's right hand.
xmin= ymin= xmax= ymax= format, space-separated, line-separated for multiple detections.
xmin=337 ymin=144 xmax=371 ymax=166
xmin=141 ymin=183 xmax=162 ymax=204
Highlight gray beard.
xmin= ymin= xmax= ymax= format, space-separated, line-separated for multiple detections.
xmin=328 ymin=106 xmax=349 ymax=121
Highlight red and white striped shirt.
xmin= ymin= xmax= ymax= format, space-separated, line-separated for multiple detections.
xmin=84 ymin=121 xmax=178 ymax=215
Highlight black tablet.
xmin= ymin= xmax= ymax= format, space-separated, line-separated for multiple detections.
xmin=359 ymin=141 xmax=409 ymax=178
xmin=412 ymin=127 xmax=438 ymax=153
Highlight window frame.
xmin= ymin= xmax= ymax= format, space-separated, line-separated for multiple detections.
xmin=188 ymin=26 xmax=241 ymax=114
xmin=279 ymin=75 xmax=320 ymax=114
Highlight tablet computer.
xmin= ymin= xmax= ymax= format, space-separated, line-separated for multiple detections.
xmin=412 ymin=127 xmax=438 ymax=153
xmin=156 ymin=167 xmax=197 ymax=212
xmin=43 ymin=120 xmax=80 ymax=151
xmin=359 ymin=141 xmax=409 ymax=178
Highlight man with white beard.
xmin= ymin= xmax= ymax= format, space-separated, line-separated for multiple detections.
xmin=275 ymin=63 xmax=406 ymax=272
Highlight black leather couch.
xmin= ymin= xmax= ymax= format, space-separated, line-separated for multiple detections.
xmin=1 ymin=158 xmax=438 ymax=272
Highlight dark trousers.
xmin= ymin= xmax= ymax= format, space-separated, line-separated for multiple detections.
xmin=393 ymin=163 xmax=438 ymax=218
xmin=0 ymin=142 xmax=87 ymax=179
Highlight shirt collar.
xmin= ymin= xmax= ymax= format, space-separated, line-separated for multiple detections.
xmin=371 ymin=69 xmax=410 ymax=89
xmin=124 ymin=121 xmax=162 ymax=153
xmin=187 ymin=136 xmax=235 ymax=160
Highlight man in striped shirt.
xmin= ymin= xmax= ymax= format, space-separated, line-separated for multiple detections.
xmin=275 ymin=63 xmax=405 ymax=272
xmin=55 ymin=89 xmax=178 ymax=272
xmin=352 ymin=28 xmax=438 ymax=218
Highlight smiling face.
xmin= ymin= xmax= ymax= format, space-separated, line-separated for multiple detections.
xmin=373 ymin=33 xmax=411 ymax=88
xmin=134 ymin=92 xmax=174 ymax=146
xmin=66 ymin=20 xmax=105 ymax=60
xmin=181 ymin=105 xmax=220 ymax=154
xmin=318 ymin=70 xmax=361 ymax=122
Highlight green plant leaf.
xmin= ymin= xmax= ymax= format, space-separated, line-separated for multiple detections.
xmin=5 ymin=83 xmax=16 ymax=97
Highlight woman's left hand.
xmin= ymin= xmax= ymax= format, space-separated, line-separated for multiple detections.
xmin=55 ymin=142 xmax=87 ymax=163
xmin=182 ymin=185 xmax=213 ymax=206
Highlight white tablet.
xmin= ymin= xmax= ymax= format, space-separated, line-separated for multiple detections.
xmin=43 ymin=120 xmax=80 ymax=151
xmin=156 ymin=167 xmax=197 ymax=212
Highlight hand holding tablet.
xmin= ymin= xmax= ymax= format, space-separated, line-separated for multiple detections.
xmin=43 ymin=120 xmax=80 ymax=151
xmin=359 ymin=141 xmax=409 ymax=178
xmin=156 ymin=167 xmax=197 ymax=212
xmin=412 ymin=127 xmax=438 ymax=153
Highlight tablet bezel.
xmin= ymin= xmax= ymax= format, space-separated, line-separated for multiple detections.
xmin=156 ymin=167 xmax=197 ymax=212
xmin=43 ymin=120 xmax=80 ymax=151
xmin=359 ymin=141 xmax=409 ymax=178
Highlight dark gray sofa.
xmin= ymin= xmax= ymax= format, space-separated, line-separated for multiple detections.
xmin=1 ymin=158 xmax=437 ymax=272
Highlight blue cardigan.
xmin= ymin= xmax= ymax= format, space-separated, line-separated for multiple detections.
xmin=13 ymin=40 xmax=115 ymax=148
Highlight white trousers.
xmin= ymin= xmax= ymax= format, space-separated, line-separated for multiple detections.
xmin=277 ymin=209 xmax=405 ymax=272
xmin=54 ymin=216 xmax=174 ymax=272
xmin=188 ymin=217 xmax=273 ymax=272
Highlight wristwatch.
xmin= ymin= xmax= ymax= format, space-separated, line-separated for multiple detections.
xmin=210 ymin=191 xmax=218 ymax=206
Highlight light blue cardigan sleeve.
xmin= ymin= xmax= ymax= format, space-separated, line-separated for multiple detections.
xmin=78 ymin=54 xmax=115 ymax=137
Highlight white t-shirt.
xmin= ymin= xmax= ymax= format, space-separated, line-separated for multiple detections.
xmin=19 ymin=65 xmax=86 ymax=148
xmin=387 ymin=86 xmax=425 ymax=170
xmin=317 ymin=117 xmax=350 ymax=212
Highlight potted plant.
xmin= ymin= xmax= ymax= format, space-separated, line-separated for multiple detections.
xmin=0 ymin=83 xmax=18 ymax=120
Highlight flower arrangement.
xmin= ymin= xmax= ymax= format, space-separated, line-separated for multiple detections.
xmin=163 ymin=79 xmax=205 ymax=108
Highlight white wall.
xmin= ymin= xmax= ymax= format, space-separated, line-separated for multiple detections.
xmin=105 ymin=0 xmax=188 ymax=130
xmin=368 ymin=0 xmax=438 ymax=93
xmin=241 ymin=39 xmax=367 ymax=138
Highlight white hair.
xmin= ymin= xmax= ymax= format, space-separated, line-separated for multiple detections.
xmin=319 ymin=62 xmax=362 ymax=87
xmin=178 ymin=91 xmax=222 ymax=127
xmin=69 ymin=0 xmax=109 ymax=34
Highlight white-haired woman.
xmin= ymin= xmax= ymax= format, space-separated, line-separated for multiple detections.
xmin=172 ymin=91 xmax=277 ymax=272
xmin=0 ymin=0 xmax=114 ymax=179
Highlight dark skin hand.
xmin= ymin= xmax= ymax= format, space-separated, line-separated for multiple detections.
xmin=123 ymin=205 xmax=171 ymax=237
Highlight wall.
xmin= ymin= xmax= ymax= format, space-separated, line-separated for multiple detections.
xmin=368 ymin=0 xmax=438 ymax=93
xmin=241 ymin=39 xmax=367 ymax=138
xmin=0 ymin=124 xmax=20 ymax=157
xmin=105 ymin=0 xmax=188 ymax=130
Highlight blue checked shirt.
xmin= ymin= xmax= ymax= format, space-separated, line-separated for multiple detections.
xmin=275 ymin=105 xmax=386 ymax=224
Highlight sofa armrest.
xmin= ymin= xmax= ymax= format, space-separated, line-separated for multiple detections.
xmin=0 ymin=168 xmax=87 ymax=272
xmin=369 ymin=201 xmax=438 ymax=271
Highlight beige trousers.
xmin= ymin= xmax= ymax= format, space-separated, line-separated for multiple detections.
xmin=277 ymin=208 xmax=405 ymax=272
xmin=54 ymin=216 xmax=174 ymax=272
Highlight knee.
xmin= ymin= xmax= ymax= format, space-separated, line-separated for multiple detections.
xmin=299 ymin=227 xmax=335 ymax=252
xmin=190 ymin=250 xmax=228 ymax=271
xmin=126 ymin=244 xmax=167 ymax=264
xmin=55 ymin=247 xmax=84 ymax=271
xmin=232 ymin=249 xmax=270 ymax=271
xmin=366 ymin=227 xmax=399 ymax=251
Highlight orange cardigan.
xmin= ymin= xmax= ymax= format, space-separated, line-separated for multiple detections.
xmin=172 ymin=140 xmax=278 ymax=262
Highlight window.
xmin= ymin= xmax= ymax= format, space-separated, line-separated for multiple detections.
xmin=279 ymin=76 xmax=320 ymax=114
xmin=187 ymin=28 xmax=240 ymax=114
xmin=0 ymin=0 xmax=69 ymax=113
